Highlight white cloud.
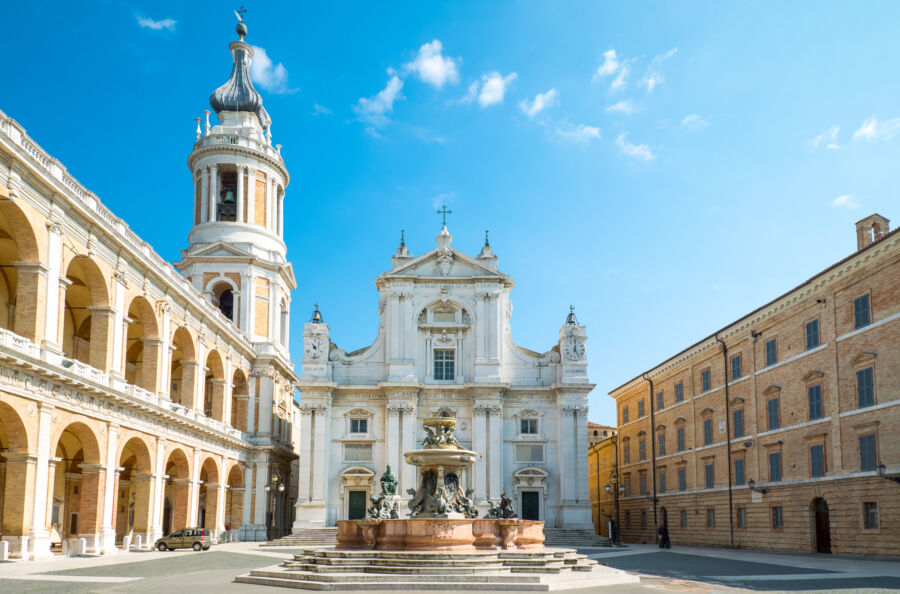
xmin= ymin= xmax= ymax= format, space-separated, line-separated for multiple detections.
xmin=250 ymin=46 xmax=293 ymax=94
xmin=462 ymin=72 xmax=518 ymax=108
xmin=594 ymin=49 xmax=621 ymax=79
xmin=853 ymin=116 xmax=900 ymax=142
xmin=402 ymin=40 xmax=460 ymax=89
xmin=137 ymin=16 xmax=176 ymax=31
xmin=519 ymin=88 xmax=559 ymax=118
xmin=639 ymin=48 xmax=677 ymax=93
xmin=606 ymin=100 xmax=636 ymax=115
xmin=610 ymin=65 xmax=630 ymax=91
xmin=555 ymin=124 xmax=601 ymax=144
xmin=354 ymin=74 xmax=405 ymax=125
xmin=431 ymin=191 xmax=457 ymax=209
xmin=312 ymin=103 xmax=332 ymax=116
xmin=681 ymin=113 xmax=711 ymax=130
xmin=616 ymin=133 xmax=656 ymax=160
xmin=831 ymin=194 xmax=859 ymax=208
xmin=808 ymin=125 xmax=839 ymax=149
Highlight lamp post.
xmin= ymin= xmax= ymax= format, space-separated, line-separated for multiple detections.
xmin=605 ymin=476 xmax=625 ymax=545
xmin=264 ymin=473 xmax=286 ymax=541
xmin=877 ymin=463 xmax=900 ymax=485
xmin=746 ymin=478 xmax=768 ymax=495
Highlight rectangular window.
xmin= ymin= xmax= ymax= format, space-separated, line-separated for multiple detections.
xmin=737 ymin=507 xmax=746 ymax=529
xmin=806 ymin=319 xmax=820 ymax=350
xmin=639 ymin=439 xmax=646 ymax=461
xmin=854 ymin=294 xmax=871 ymax=329
xmin=678 ymin=468 xmax=686 ymax=492
xmin=767 ymin=398 xmax=780 ymax=430
xmin=623 ymin=443 xmax=631 ymax=464
xmin=677 ymin=427 xmax=685 ymax=452
xmin=433 ymin=310 xmax=455 ymax=323
xmin=350 ymin=418 xmax=368 ymax=434
xmin=638 ymin=400 xmax=645 ymax=417
xmin=734 ymin=458 xmax=745 ymax=485
xmin=625 ymin=511 xmax=631 ymax=528
xmin=706 ymin=508 xmax=715 ymax=528
xmin=343 ymin=443 xmax=373 ymax=462
xmin=657 ymin=391 xmax=664 ymax=410
xmin=515 ymin=444 xmax=545 ymax=463
xmin=701 ymin=369 xmax=711 ymax=392
xmin=864 ymin=502 xmax=878 ymax=530
xmin=639 ymin=473 xmax=647 ymax=495
xmin=705 ymin=463 xmax=714 ymax=489
xmin=680 ymin=510 xmax=687 ymax=528
xmin=703 ymin=419 xmax=713 ymax=445
xmin=659 ymin=471 xmax=666 ymax=494
xmin=675 ymin=382 xmax=684 ymax=402
xmin=810 ymin=444 xmax=825 ymax=478
xmin=658 ymin=433 xmax=666 ymax=456
xmin=765 ymin=338 xmax=777 ymax=366
xmin=808 ymin=385 xmax=823 ymax=420
xmin=772 ymin=506 xmax=783 ymax=529
xmin=622 ymin=406 xmax=629 ymax=424
xmin=733 ymin=409 xmax=744 ymax=438
xmin=769 ymin=451 xmax=782 ymax=482
xmin=731 ymin=354 xmax=742 ymax=380
xmin=433 ymin=349 xmax=455 ymax=380
xmin=623 ymin=475 xmax=631 ymax=496
xmin=520 ymin=418 xmax=538 ymax=434
xmin=640 ymin=511 xmax=647 ymax=528
xmin=859 ymin=434 xmax=877 ymax=471
xmin=857 ymin=367 xmax=875 ymax=408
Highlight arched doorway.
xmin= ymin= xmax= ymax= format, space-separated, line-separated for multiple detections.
xmin=210 ymin=282 xmax=236 ymax=322
xmin=198 ymin=457 xmax=220 ymax=535
xmin=0 ymin=400 xmax=32 ymax=558
xmin=62 ymin=257 xmax=110 ymax=370
xmin=162 ymin=449 xmax=191 ymax=534
xmin=225 ymin=464 xmax=244 ymax=534
xmin=169 ymin=327 xmax=196 ymax=407
xmin=0 ymin=201 xmax=40 ymax=340
xmin=124 ymin=297 xmax=160 ymax=392
xmin=116 ymin=437 xmax=153 ymax=546
xmin=52 ymin=422 xmax=103 ymax=552
xmin=812 ymin=498 xmax=831 ymax=553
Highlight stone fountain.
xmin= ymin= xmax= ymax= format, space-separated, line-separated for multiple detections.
xmin=236 ymin=412 xmax=639 ymax=590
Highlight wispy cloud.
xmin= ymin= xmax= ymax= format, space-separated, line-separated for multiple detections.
xmin=555 ymin=124 xmax=601 ymax=144
xmin=831 ymin=194 xmax=859 ymax=208
xmin=312 ymin=103 xmax=332 ymax=116
xmin=681 ymin=113 xmax=711 ymax=130
xmin=616 ymin=133 xmax=656 ymax=160
xmin=610 ymin=65 xmax=630 ymax=91
xmin=462 ymin=72 xmax=518 ymax=108
xmin=808 ymin=125 xmax=839 ymax=149
xmin=519 ymin=88 xmax=559 ymax=118
xmin=853 ymin=116 xmax=900 ymax=142
xmin=354 ymin=73 xmax=405 ymax=126
xmin=250 ymin=46 xmax=295 ymax=94
xmin=639 ymin=48 xmax=677 ymax=93
xmin=593 ymin=49 xmax=630 ymax=92
xmin=431 ymin=191 xmax=457 ymax=209
xmin=137 ymin=16 xmax=176 ymax=31
xmin=606 ymin=100 xmax=636 ymax=115
xmin=402 ymin=40 xmax=460 ymax=89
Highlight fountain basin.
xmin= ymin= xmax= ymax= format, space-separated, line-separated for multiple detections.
xmin=336 ymin=518 xmax=545 ymax=551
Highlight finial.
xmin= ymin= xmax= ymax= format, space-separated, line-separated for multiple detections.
xmin=203 ymin=110 xmax=211 ymax=136
xmin=484 ymin=230 xmax=490 ymax=247
xmin=400 ymin=229 xmax=406 ymax=247
xmin=195 ymin=117 xmax=202 ymax=141
xmin=566 ymin=305 xmax=578 ymax=325
xmin=311 ymin=303 xmax=323 ymax=324
xmin=437 ymin=204 xmax=452 ymax=228
xmin=234 ymin=6 xmax=248 ymax=40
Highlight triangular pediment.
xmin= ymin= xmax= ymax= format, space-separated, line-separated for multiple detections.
xmin=386 ymin=247 xmax=507 ymax=280
xmin=184 ymin=241 xmax=253 ymax=259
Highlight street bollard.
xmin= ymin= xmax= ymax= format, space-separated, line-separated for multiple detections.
xmin=0 ymin=540 xmax=8 ymax=561
xmin=122 ymin=535 xmax=131 ymax=552
xmin=134 ymin=535 xmax=142 ymax=550
xmin=75 ymin=538 xmax=86 ymax=556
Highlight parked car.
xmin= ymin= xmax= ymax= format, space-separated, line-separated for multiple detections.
xmin=155 ymin=528 xmax=211 ymax=551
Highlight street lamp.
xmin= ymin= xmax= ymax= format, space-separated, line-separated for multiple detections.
xmin=605 ymin=475 xmax=624 ymax=545
xmin=264 ymin=474 xmax=286 ymax=541
xmin=877 ymin=463 xmax=900 ymax=485
xmin=747 ymin=479 xmax=768 ymax=495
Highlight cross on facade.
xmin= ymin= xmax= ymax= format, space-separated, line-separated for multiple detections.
xmin=437 ymin=205 xmax=452 ymax=226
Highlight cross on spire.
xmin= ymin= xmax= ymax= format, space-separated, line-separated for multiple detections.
xmin=235 ymin=6 xmax=247 ymax=21
xmin=436 ymin=205 xmax=452 ymax=227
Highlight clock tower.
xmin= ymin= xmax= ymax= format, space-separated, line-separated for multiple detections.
xmin=559 ymin=306 xmax=589 ymax=384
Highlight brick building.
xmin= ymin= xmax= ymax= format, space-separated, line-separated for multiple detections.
xmin=609 ymin=214 xmax=899 ymax=556
xmin=0 ymin=21 xmax=298 ymax=559
xmin=588 ymin=434 xmax=620 ymax=538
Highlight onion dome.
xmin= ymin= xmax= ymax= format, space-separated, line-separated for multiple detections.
xmin=209 ymin=21 xmax=270 ymax=129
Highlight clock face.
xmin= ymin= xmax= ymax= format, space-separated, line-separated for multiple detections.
xmin=304 ymin=337 xmax=321 ymax=359
xmin=565 ymin=340 xmax=585 ymax=361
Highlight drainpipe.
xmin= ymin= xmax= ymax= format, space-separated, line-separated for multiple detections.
xmin=715 ymin=334 xmax=735 ymax=549
xmin=642 ymin=373 xmax=658 ymax=544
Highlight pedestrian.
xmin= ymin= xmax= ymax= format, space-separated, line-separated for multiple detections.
xmin=658 ymin=525 xmax=671 ymax=549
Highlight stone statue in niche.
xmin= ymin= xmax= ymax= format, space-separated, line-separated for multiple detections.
xmin=380 ymin=465 xmax=398 ymax=496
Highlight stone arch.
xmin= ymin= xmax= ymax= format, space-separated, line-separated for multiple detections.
xmin=52 ymin=421 xmax=104 ymax=549
xmin=62 ymin=256 xmax=112 ymax=371
xmin=198 ymin=456 xmax=222 ymax=534
xmin=414 ymin=298 xmax=475 ymax=327
xmin=124 ymin=296 xmax=161 ymax=392
xmin=169 ymin=326 xmax=196 ymax=407
xmin=0 ymin=200 xmax=42 ymax=340
xmin=204 ymin=350 xmax=226 ymax=422
xmin=224 ymin=463 xmax=244 ymax=532
xmin=230 ymin=368 xmax=249 ymax=431
xmin=116 ymin=435 xmax=154 ymax=544
xmin=0 ymin=400 xmax=32 ymax=554
xmin=206 ymin=277 xmax=238 ymax=323
xmin=162 ymin=447 xmax=191 ymax=535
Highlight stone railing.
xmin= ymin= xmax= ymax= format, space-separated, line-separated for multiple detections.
xmin=0 ymin=109 xmax=251 ymax=355
xmin=0 ymin=327 xmax=42 ymax=359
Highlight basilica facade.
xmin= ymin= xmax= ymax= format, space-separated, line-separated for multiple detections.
xmin=0 ymin=21 xmax=297 ymax=559
xmin=294 ymin=226 xmax=594 ymax=531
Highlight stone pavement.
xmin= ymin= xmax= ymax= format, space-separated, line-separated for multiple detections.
xmin=0 ymin=542 xmax=898 ymax=592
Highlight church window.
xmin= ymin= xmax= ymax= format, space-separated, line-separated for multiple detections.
xmin=217 ymin=170 xmax=238 ymax=222
xmin=343 ymin=443 xmax=373 ymax=463
xmin=350 ymin=418 xmax=368 ymax=434
xmin=434 ymin=349 xmax=455 ymax=380
xmin=520 ymin=418 xmax=538 ymax=435
xmin=515 ymin=444 xmax=544 ymax=463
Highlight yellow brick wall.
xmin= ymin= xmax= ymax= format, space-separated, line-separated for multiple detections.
xmin=254 ymin=172 xmax=267 ymax=227
xmin=254 ymin=277 xmax=269 ymax=337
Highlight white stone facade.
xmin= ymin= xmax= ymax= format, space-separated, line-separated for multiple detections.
xmin=294 ymin=227 xmax=594 ymax=530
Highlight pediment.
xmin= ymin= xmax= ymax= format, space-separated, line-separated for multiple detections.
xmin=386 ymin=247 xmax=507 ymax=280
xmin=762 ymin=384 xmax=782 ymax=396
xmin=850 ymin=352 xmax=877 ymax=367
xmin=184 ymin=241 xmax=253 ymax=259
xmin=802 ymin=370 xmax=825 ymax=383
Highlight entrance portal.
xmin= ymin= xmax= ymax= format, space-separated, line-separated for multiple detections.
xmin=812 ymin=498 xmax=831 ymax=553
xmin=521 ymin=492 xmax=540 ymax=521
xmin=348 ymin=491 xmax=367 ymax=520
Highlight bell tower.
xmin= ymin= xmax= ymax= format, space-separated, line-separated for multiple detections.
xmin=177 ymin=17 xmax=296 ymax=361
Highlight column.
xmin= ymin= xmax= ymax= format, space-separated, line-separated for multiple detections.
xmin=256 ymin=371 xmax=274 ymax=435
xmin=200 ymin=167 xmax=209 ymax=222
xmin=208 ymin=165 xmax=218 ymax=222
xmin=488 ymin=404 xmax=502 ymax=499
xmin=236 ymin=167 xmax=245 ymax=223
xmin=99 ymin=423 xmax=119 ymax=554
xmin=87 ymin=306 xmax=116 ymax=373
xmin=132 ymin=472 xmax=155 ymax=548
xmin=78 ymin=463 xmax=107 ymax=554
xmin=27 ymin=402 xmax=54 ymax=559
xmin=171 ymin=479 xmax=191 ymax=532
xmin=247 ymin=169 xmax=256 ymax=225
xmin=42 ymin=220 xmax=62 ymax=353
xmin=241 ymin=273 xmax=254 ymax=336
xmin=110 ymin=270 xmax=127 ymax=378
xmin=11 ymin=262 xmax=47 ymax=342
xmin=277 ymin=190 xmax=284 ymax=237
xmin=214 ymin=481 xmax=227 ymax=539
xmin=193 ymin=342 xmax=207 ymax=412
xmin=472 ymin=405 xmax=488 ymax=504
xmin=157 ymin=302 xmax=171 ymax=399
xmin=247 ymin=373 xmax=258 ymax=434
xmin=223 ymin=357 xmax=234 ymax=426
xmin=297 ymin=409 xmax=313 ymax=501
xmin=2 ymin=453 xmax=38 ymax=559
xmin=574 ymin=407 xmax=590 ymax=503
xmin=151 ymin=439 xmax=166 ymax=541
xmin=266 ymin=178 xmax=275 ymax=232
xmin=210 ymin=379 xmax=228 ymax=423
xmin=189 ymin=450 xmax=201 ymax=526
xmin=399 ymin=405 xmax=417 ymax=495
xmin=241 ymin=464 xmax=253 ymax=536
xmin=45 ymin=457 xmax=61 ymax=534
xmin=253 ymin=460 xmax=269 ymax=528
xmin=386 ymin=406 xmax=400 ymax=480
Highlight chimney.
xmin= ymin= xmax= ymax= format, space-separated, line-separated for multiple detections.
xmin=855 ymin=214 xmax=890 ymax=251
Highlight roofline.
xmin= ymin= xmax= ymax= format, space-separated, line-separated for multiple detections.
xmin=609 ymin=224 xmax=900 ymax=396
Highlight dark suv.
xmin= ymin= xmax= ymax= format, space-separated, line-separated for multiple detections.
xmin=155 ymin=528 xmax=212 ymax=551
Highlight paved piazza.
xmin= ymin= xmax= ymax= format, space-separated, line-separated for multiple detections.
xmin=1 ymin=543 xmax=899 ymax=592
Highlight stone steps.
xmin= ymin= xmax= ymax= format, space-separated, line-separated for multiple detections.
xmin=542 ymin=529 xmax=609 ymax=548
xmin=265 ymin=528 xmax=339 ymax=548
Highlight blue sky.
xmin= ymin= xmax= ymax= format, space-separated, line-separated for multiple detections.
xmin=5 ymin=2 xmax=900 ymax=424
